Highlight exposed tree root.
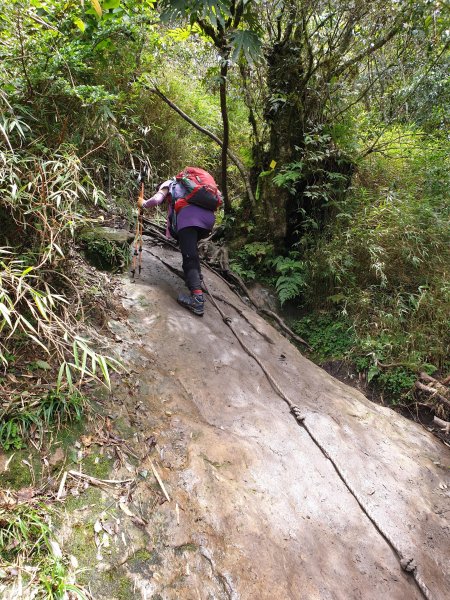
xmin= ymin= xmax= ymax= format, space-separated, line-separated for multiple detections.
xmin=414 ymin=372 xmax=450 ymax=417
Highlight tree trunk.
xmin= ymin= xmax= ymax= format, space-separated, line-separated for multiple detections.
xmin=252 ymin=35 xmax=354 ymax=249
xmin=251 ymin=38 xmax=307 ymax=245
xmin=219 ymin=56 xmax=231 ymax=213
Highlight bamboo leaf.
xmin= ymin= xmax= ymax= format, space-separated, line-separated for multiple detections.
xmin=27 ymin=334 xmax=50 ymax=353
xmin=73 ymin=18 xmax=86 ymax=33
xmin=66 ymin=363 xmax=73 ymax=389
xmin=18 ymin=314 xmax=38 ymax=333
xmin=52 ymin=242 xmax=65 ymax=258
xmin=73 ymin=340 xmax=80 ymax=367
xmin=98 ymin=356 xmax=110 ymax=388
xmin=34 ymin=295 xmax=48 ymax=320
xmin=63 ymin=585 xmax=87 ymax=600
xmin=90 ymin=0 xmax=103 ymax=18
xmin=0 ymin=302 xmax=12 ymax=327
xmin=80 ymin=348 xmax=88 ymax=379
xmin=57 ymin=363 xmax=65 ymax=391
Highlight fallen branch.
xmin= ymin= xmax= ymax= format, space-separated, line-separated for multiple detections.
xmin=221 ymin=266 xmax=258 ymax=307
xmin=57 ymin=471 xmax=68 ymax=500
xmin=142 ymin=218 xmax=178 ymax=250
xmin=219 ymin=270 xmax=311 ymax=348
xmin=419 ymin=372 xmax=449 ymax=396
xmin=150 ymin=461 xmax=171 ymax=502
xmin=433 ymin=416 xmax=450 ymax=435
xmin=260 ymin=308 xmax=311 ymax=350
xmin=68 ymin=470 xmax=134 ymax=487
xmin=414 ymin=381 xmax=450 ymax=411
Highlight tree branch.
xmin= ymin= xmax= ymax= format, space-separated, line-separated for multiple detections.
xmin=197 ymin=17 xmax=220 ymax=45
xmin=331 ymin=61 xmax=398 ymax=120
xmin=358 ymin=41 xmax=450 ymax=158
xmin=219 ymin=58 xmax=231 ymax=211
xmin=333 ymin=24 xmax=401 ymax=79
xmin=238 ymin=62 xmax=260 ymax=142
xmin=148 ymin=85 xmax=256 ymax=207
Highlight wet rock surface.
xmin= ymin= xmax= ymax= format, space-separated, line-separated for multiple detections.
xmin=61 ymin=240 xmax=449 ymax=599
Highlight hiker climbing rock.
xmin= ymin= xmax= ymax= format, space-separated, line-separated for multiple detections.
xmin=139 ymin=167 xmax=222 ymax=316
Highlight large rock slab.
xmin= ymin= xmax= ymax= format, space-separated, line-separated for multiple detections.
xmin=115 ymin=242 xmax=449 ymax=600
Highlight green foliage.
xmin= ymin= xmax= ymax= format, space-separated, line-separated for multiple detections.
xmin=301 ymin=132 xmax=450 ymax=370
xmin=160 ymin=0 xmax=262 ymax=64
xmin=252 ymin=0 xmax=449 ymax=249
xmin=0 ymin=421 xmax=23 ymax=451
xmin=41 ymin=389 xmax=85 ymax=425
xmin=230 ymin=245 xmax=308 ymax=305
xmin=229 ymin=261 xmax=256 ymax=281
xmin=0 ymin=502 xmax=86 ymax=598
xmin=286 ymin=129 xmax=450 ymax=402
xmin=140 ymin=69 xmax=224 ymax=177
xmin=272 ymin=161 xmax=304 ymax=195
xmin=229 ymin=29 xmax=262 ymax=65
xmin=0 ymin=390 xmax=85 ymax=451
xmin=83 ymin=237 xmax=131 ymax=271
xmin=0 ymin=149 xmax=103 ymax=263
xmin=270 ymin=254 xmax=307 ymax=305
xmin=229 ymin=241 xmax=274 ymax=281
xmin=293 ymin=314 xmax=420 ymax=401
xmin=0 ymin=503 xmax=51 ymax=563
xmin=375 ymin=368 xmax=417 ymax=400
xmin=0 ymin=250 xmax=120 ymax=389
xmin=272 ymin=126 xmax=352 ymax=242
xmin=239 ymin=242 xmax=273 ymax=261
xmin=293 ymin=314 xmax=356 ymax=363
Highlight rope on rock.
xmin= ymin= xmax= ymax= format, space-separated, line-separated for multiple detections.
xmin=141 ymin=219 xmax=310 ymax=348
xmin=139 ymin=228 xmax=433 ymax=600
xmin=205 ymin=283 xmax=434 ymax=600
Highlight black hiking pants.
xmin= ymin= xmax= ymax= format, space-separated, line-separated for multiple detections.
xmin=177 ymin=226 xmax=209 ymax=292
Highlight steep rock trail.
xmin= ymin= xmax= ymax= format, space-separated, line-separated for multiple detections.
xmin=106 ymin=239 xmax=449 ymax=600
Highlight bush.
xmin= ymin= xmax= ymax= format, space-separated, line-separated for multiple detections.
xmin=301 ymin=133 xmax=450 ymax=372
xmin=293 ymin=314 xmax=356 ymax=362
xmin=83 ymin=237 xmax=131 ymax=271
xmin=0 ymin=390 xmax=86 ymax=451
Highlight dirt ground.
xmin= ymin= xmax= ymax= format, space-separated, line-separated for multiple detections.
xmin=61 ymin=237 xmax=446 ymax=600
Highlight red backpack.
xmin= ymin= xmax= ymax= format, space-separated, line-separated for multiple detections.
xmin=175 ymin=167 xmax=222 ymax=212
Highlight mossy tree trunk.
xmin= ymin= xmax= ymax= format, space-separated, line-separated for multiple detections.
xmin=253 ymin=32 xmax=309 ymax=246
xmin=250 ymin=1 xmax=405 ymax=249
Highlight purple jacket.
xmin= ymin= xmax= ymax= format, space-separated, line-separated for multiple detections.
xmin=143 ymin=179 xmax=216 ymax=238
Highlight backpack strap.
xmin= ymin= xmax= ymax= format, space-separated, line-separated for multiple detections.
xmin=167 ymin=179 xmax=179 ymax=239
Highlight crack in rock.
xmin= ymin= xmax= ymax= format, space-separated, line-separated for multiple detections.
xmin=200 ymin=546 xmax=240 ymax=600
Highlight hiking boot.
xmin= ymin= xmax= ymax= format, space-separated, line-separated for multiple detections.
xmin=177 ymin=292 xmax=205 ymax=316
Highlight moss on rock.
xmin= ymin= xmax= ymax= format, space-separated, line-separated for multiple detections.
xmin=81 ymin=452 xmax=113 ymax=479
xmin=1 ymin=450 xmax=41 ymax=489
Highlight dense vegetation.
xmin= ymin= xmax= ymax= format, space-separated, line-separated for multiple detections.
xmin=0 ymin=1 xmax=449 ymax=594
